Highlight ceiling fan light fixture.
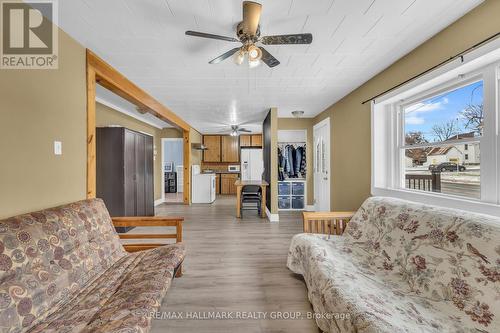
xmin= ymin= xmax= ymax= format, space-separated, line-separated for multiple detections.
xmin=248 ymin=59 xmax=260 ymax=68
xmin=247 ymin=44 xmax=262 ymax=61
xmin=234 ymin=50 xmax=245 ymax=65
xmin=230 ymin=130 xmax=239 ymax=136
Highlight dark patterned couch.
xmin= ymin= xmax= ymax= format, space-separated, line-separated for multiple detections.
xmin=288 ymin=197 xmax=500 ymax=333
xmin=0 ymin=198 xmax=185 ymax=333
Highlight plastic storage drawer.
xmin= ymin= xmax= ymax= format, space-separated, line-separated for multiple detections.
xmin=278 ymin=182 xmax=291 ymax=195
xmin=278 ymin=196 xmax=291 ymax=209
xmin=291 ymin=182 xmax=305 ymax=195
xmin=291 ymin=196 xmax=305 ymax=209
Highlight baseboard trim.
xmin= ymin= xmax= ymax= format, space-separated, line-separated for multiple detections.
xmin=305 ymin=205 xmax=315 ymax=211
xmin=266 ymin=207 xmax=280 ymax=223
xmin=154 ymin=199 xmax=165 ymax=206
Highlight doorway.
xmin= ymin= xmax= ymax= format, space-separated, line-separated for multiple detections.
xmin=313 ymin=117 xmax=331 ymax=211
xmin=162 ymin=138 xmax=184 ymax=203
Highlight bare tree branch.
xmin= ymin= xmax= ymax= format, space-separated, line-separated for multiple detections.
xmin=460 ymin=104 xmax=483 ymax=136
xmin=431 ymin=120 xmax=460 ymax=142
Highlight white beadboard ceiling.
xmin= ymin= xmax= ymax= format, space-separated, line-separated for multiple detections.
xmin=58 ymin=0 xmax=483 ymax=133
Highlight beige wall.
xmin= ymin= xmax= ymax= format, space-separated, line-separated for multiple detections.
xmin=313 ymin=0 xmax=500 ymax=211
xmin=277 ymin=118 xmax=314 ymax=205
xmin=96 ymin=102 xmax=182 ymax=201
xmin=189 ymin=129 xmax=203 ymax=166
xmin=0 ymin=30 xmax=87 ymax=218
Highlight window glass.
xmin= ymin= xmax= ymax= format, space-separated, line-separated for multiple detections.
xmin=404 ymin=144 xmax=480 ymax=199
xmin=404 ymin=81 xmax=483 ymax=145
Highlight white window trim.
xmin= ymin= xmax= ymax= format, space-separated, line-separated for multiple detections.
xmin=371 ymin=43 xmax=500 ymax=217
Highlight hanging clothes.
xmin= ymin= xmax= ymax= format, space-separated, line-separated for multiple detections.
xmin=294 ymin=146 xmax=303 ymax=177
xmin=278 ymin=143 xmax=306 ymax=179
xmin=299 ymin=145 xmax=306 ymax=177
xmin=278 ymin=147 xmax=285 ymax=181
xmin=285 ymin=145 xmax=295 ymax=177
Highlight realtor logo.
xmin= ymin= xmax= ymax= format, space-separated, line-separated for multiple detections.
xmin=1 ymin=0 xmax=58 ymax=69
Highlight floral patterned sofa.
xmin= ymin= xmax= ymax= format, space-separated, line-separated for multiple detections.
xmin=288 ymin=197 xmax=500 ymax=333
xmin=0 ymin=198 xmax=186 ymax=333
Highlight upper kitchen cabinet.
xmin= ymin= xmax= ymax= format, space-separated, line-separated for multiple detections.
xmin=251 ymin=134 xmax=262 ymax=147
xmin=221 ymin=136 xmax=239 ymax=162
xmin=240 ymin=135 xmax=251 ymax=147
xmin=203 ymin=135 xmax=221 ymax=162
xmin=240 ymin=134 xmax=262 ymax=148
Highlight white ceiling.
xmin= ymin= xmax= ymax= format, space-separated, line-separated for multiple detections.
xmin=58 ymin=0 xmax=483 ymax=133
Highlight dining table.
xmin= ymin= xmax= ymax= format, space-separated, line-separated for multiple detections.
xmin=234 ymin=179 xmax=269 ymax=218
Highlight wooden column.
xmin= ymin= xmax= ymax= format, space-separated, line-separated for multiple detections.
xmin=183 ymin=129 xmax=191 ymax=204
xmin=86 ymin=66 xmax=96 ymax=199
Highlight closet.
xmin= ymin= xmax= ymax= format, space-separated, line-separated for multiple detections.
xmin=96 ymin=127 xmax=154 ymax=221
xmin=277 ymin=130 xmax=307 ymax=211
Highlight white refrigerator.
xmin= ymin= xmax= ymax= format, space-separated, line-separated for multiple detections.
xmin=241 ymin=149 xmax=264 ymax=181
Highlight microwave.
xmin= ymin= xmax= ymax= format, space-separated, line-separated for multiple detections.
xmin=228 ymin=165 xmax=240 ymax=172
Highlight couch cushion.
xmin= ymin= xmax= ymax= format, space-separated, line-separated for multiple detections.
xmin=289 ymin=234 xmax=484 ymax=332
xmin=288 ymin=197 xmax=500 ymax=332
xmin=0 ymin=199 xmax=126 ymax=332
xmin=26 ymin=243 xmax=185 ymax=333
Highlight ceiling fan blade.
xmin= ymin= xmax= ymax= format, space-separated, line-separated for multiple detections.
xmin=238 ymin=129 xmax=252 ymax=133
xmin=261 ymin=33 xmax=313 ymax=45
xmin=242 ymin=1 xmax=262 ymax=36
xmin=209 ymin=48 xmax=241 ymax=64
xmin=259 ymin=47 xmax=280 ymax=68
xmin=185 ymin=30 xmax=239 ymax=43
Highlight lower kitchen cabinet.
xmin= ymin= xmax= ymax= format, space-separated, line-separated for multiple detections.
xmin=221 ymin=173 xmax=239 ymax=195
xmin=215 ymin=174 xmax=221 ymax=194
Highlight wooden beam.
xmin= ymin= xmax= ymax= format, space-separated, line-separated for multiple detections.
xmin=86 ymin=65 xmax=96 ymax=199
xmin=183 ymin=129 xmax=191 ymax=204
xmin=86 ymin=49 xmax=190 ymax=131
xmin=112 ymin=216 xmax=184 ymax=227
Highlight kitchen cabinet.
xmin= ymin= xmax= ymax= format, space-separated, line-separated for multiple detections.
xmin=221 ymin=136 xmax=239 ymax=162
xmin=203 ymin=135 xmax=221 ymax=162
xmin=221 ymin=173 xmax=239 ymax=194
xmin=215 ymin=174 xmax=221 ymax=194
xmin=240 ymin=135 xmax=251 ymax=147
xmin=251 ymin=134 xmax=262 ymax=147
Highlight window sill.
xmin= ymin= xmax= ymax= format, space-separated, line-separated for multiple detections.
xmin=371 ymin=187 xmax=500 ymax=217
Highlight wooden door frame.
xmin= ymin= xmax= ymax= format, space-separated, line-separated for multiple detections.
xmin=86 ymin=49 xmax=191 ymax=205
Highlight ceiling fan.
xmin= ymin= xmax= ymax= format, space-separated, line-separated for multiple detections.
xmin=185 ymin=1 xmax=313 ymax=68
xmin=228 ymin=125 xmax=251 ymax=136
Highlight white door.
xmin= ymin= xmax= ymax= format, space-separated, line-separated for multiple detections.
xmin=313 ymin=118 xmax=331 ymax=211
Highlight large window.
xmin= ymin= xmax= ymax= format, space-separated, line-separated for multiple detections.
xmin=401 ymin=80 xmax=483 ymax=199
xmin=371 ymin=47 xmax=500 ymax=216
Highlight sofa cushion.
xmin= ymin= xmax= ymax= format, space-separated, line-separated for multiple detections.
xmin=0 ymin=199 xmax=126 ymax=332
xmin=288 ymin=197 xmax=500 ymax=333
xmin=26 ymin=243 xmax=185 ymax=333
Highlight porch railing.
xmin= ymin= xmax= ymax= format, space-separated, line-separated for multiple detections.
xmin=405 ymin=171 xmax=441 ymax=192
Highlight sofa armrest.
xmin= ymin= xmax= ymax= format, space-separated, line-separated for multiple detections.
xmin=112 ymin=216 xmax=184 ymax=277
xmin=302 ymin=211 xmax=356 ymax=235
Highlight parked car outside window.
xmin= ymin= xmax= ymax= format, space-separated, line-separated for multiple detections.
xmin=428 ymin=162 xmax=466 ymax=172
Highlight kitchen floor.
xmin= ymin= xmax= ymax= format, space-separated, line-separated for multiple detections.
xmin=165 ymin=192 xmax=184 ymax=203
xmin=151 ymin=195 xmax=318 ymax=333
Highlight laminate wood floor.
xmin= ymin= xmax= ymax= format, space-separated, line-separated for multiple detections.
xmin=151 ymin=195 xmax=319 ymax=333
